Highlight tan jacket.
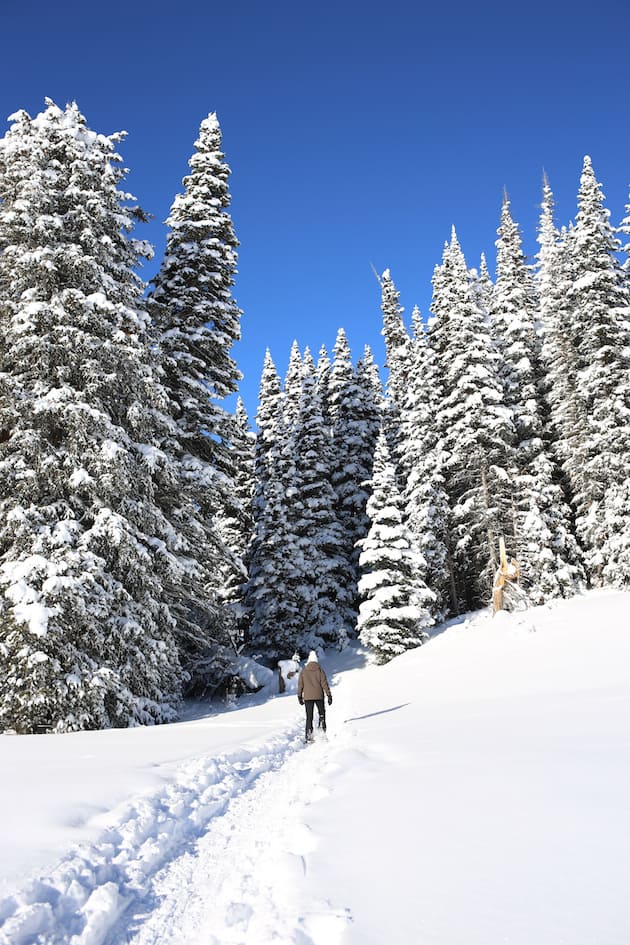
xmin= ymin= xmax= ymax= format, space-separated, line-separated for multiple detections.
xmin=297 ymin=662 xmax=331 ymax=701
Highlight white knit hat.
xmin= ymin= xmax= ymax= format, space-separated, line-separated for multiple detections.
xmin=307 ymin=650 xmax=319 ymax=663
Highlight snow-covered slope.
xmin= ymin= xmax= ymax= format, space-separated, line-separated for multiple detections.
xmin=1 ymin=589 xmax=629 ymax=945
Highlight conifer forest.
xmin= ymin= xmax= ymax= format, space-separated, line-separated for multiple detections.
xmin=1 ymin=100 xmax=629 ymax=733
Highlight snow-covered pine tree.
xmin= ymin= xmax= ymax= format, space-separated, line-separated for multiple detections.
xmin=490 ymin=194 xmax=540 ymax=450
xmin=329 ymin=333 xmax=361 ymax=531
xmin=282 ymin=339 xmax=304 ymax=430
xmin=565 ymin=156 xmax=630 ymax=582
xmin=354 ymin=345 xmax=383 ymax=523
xmin=357 ymin=430 xmax=434 ymax=664
xmin=380 ymin=269 xmax=411 ymax=405
xmin=302 ymin=347 xmax=316 ymax=375
xmin=315 ymin=344 xmax=332 ymax=428
xmin=428 ymin=228 xmax=515 ymax=610
xmin=0 ymin=100 xmax=183 ymax=732
xmin=350 ymin=344 xmax=384 ymax=537
xmin=232 ymin=397 xmax=256 ymax=539
xmin=470 ymin=253 xmax=494 ymax=317
xmin=400 ymin=314 xmax=454 ymax=620
xmin=252 ymin=350 xmax=283 ymax=472
xmin=355 ymin=344 xmax=384 ymax=421
xmin=215 ymin=397 xmax=255 ymax=637
xmin=150 ymin=111 xmax=242 ymax=453
xmin=536 ymin=183 xmax=587 ymax=474
xmin=149 ymin=111 xmax=246 ymax=684
xmin=491 ymin=194 xmax=583 ymax=602
xmin=327 ymin=329 xmax=381 ymax=627
xmin=380 ymin=269 xmax=411 ymax=468
xmin=245 ymin=353 xmax=302 ymax=659
xmin=291 ymin=368 xmax=353 ymax=650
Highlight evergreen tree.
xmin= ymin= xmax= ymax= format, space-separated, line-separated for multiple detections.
xmin=380 ymin=269 xmax=411 ymax=405
xmin=328 ymin=330 xmax=381 ymax=627
xmin=149 ymin=111 xmax=245 ymax=683
xmin=380 ymin=269 xmax=411 ymax=467
xmin=315 ymin=344 xmax=332 ymax=428
xmin=215 ymin=397 xmax=255 ymax=636
xmin=429 ymin=229 xmax=515 ymax=609
xmin=565 ymin=156 xmax=630 ymax=580
xmin=329 ymin=330 xmax=361 ymax=538
xmin=245 ymin=354 xmax=302 ymax=658
xmin=400 ymin=316 xmax=454 ymax=619
xmin=292 ymin=369 xmax=353 ymax=649
xmin=253 ymin=350 xmax=283 ymax=469
xmin=282 ymin=339 xmax=303 ymax=430
xmin=357 ymin=431 xmax=434 ymax=663
xmin=150 ymin=112 xmax=241 ymax=446
xmin=470 ymin=253 xmax=494 ymax=318
xmin=0 ymin=101 xmax=182 ymax=732
xmin=352 ymin=344 xmax=384 ymax=525
xmin=491 ymin=193 xmax=540 ymax=442
xmin=537 ymin=184 xmax=587 ymax=473
xmin=492 ymin=195 xmax=583 ymax=602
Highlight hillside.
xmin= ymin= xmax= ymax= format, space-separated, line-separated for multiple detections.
xmin=1 ymin=589 xmax=629 ymax=945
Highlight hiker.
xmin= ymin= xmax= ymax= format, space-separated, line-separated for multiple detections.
xmin=297 ymin=650 xmax=332 ymax=743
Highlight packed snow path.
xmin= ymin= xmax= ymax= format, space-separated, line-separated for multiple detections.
xmin=113 ymin=734 xmax=349 ymax=945
xmin=0 ymin=719 xmax=352 ymax=945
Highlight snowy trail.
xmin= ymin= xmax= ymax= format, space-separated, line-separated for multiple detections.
xmin=0 ymin=720 xmax=340 ymax=945
xmin=0 ymin=684 xmax=358 ymax=945
xmin=114 ymin=734 xmax=349 ymax=945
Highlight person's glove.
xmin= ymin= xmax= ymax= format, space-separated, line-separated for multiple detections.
xmin=298 ymin=696 xmax=304 ymax=705
xmin=327 ymin=695 xmax=332 ymax=706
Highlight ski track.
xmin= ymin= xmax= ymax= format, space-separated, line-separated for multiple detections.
xmin=0 ymin=716 xmax=353 ymax=945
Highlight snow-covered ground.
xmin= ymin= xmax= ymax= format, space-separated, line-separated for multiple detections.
xmin=1 ymin=589 xmax=629 ymax=945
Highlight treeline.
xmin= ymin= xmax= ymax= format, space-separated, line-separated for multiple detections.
xmin=246 ymin=161 xmax=630 ymax=662
xmin=0 ymin=99 xmax=628 ymax=732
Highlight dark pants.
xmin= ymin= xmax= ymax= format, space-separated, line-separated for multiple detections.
xmin=304 ymin=699 xmax=326 ymax=740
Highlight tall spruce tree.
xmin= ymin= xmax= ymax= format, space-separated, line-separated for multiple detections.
xmin=150 ymin=112 xmax=241 ymax=444
xmin=537 ymin=184 xmax=587 ymax=474
xmin=245 ymin=353 xmax=302 ymax=658
xmin=429 ymin=229 xmax=515 ymax=609
xmin=0 ymin=101 xmax=182 ymax=732
xmin=315 ymin=344 xmax=332 ymax=427
xmin=400 ymin=316 xmax=454 ymax=619
xmin=565 ymin=157 xmax=630 ymax=581
xmin=357 ymin=431 xmax=434 ymax=663
xmin=327 ymin=330 xmax=382 ymax=627
xmin=283 ymin=340 xmax=304 ymax=430
xmin=380 ymin=269 xmax=411 ymax=404
xmin=215 ymin=397 xmax=255 ymax=638
xmin=292 ymin=368 xmax=353 ymax=649
xmin=380 ymin=269 xmax=411 ymax=468
xmin=329 ymin=333 xmax=361 ymax=538
xmin=491 ymin=195 xmax=583 ymax=602
xmin=149 ymin=111 xmax=245 ymax=682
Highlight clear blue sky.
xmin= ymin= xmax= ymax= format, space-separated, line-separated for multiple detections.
xmin=2 ymin=0 xmax=629 ymax=419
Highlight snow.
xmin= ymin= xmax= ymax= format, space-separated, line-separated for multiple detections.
xmin=1 ymin=589 xmax=629 ymax=944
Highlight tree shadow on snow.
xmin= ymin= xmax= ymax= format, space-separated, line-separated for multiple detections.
xmin=344 ymin=702 xmax=410 ymax=723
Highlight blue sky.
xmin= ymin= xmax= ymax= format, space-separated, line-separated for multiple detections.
xmin=2 ymin=0 xmax=629 ymax=419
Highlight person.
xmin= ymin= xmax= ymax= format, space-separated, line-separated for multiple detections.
xmin=297 ymin=650 xmax=332 ymax=743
